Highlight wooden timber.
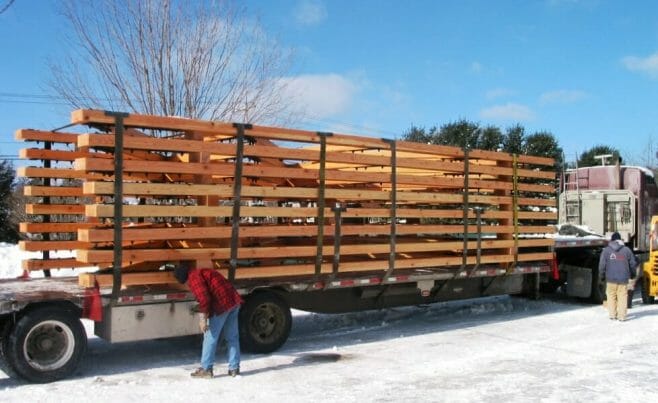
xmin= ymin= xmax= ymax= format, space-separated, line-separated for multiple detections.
xmin=77 ymin=134 xmax=556 ymax=181
xmin=79 ymin=250 xmax=555 ymax=288
xmin=17 ymin=109 xmax=557 ymax=286
xmin=78 ymin=224 xmax=556 ymax=242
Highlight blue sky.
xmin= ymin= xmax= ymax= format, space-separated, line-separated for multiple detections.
xmin=2 ymin=0 xmax=658 ymax=166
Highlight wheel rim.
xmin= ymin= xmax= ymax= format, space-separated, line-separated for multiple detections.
xmin=22 ymin=320 xmax=76 ymax=371
xmin=249 ymin=302 xmax=285 ymax=344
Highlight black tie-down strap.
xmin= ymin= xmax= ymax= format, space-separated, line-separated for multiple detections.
xmin=381 ymin=139 xmax=397 ymax=284
xmin=229 ymin=123 xmax=252 ymax=282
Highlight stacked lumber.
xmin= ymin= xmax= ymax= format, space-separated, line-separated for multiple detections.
xmin=17 ymin=109 xmax=557 ymax=288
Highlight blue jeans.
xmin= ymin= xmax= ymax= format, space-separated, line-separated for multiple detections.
xmin=200 ymin=306 xmax=240 ymax=371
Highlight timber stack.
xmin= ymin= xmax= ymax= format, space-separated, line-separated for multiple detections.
xmin=16 ymin=110 xmax=558 ymax=288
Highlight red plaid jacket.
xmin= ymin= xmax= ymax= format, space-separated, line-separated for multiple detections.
xmin=187 ymin=268 xmax=243 ymax=317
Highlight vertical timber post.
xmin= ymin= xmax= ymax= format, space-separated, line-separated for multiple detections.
xmin=106 ymin=111 xmax=129 ymax=303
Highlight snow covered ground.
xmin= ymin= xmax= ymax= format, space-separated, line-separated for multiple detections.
xmin=3 ymin=244 xmax=658 ymax=401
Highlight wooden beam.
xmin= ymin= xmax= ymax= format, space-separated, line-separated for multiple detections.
xmin=79 ymin=250 xmax=554 ymax=286
xmin=76 ymin=238 xmax=554 ymax=264
xmin=22 ymin=258 xmax=92 ymax=270
xmin=20 ymin=148 xmax=97 ymax=162
xmin=79 ymin=271 xmax=177 ymax=288
xmin=21 ymin=222 xmax=96 ymax=233
xmin=19 ymin=240 xmax=91 ymax=251
xmin=71 ymin=109 xmax=554 ymax=167
xmin=78 ymin=223 xmax=556 ymax=242
xmin=24 ymin=186 xmax=84 ymax=197
xmin=15 ymin=129 xmax=78 ymax=144
xmin=18 ymin=166 xmax=101 ymax=180
xmin=26 ymin=204 xmax=86 ymax=215
xmin=77 ymin=133 xmax=555 ymax=181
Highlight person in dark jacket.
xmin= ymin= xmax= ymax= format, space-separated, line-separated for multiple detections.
xmin=174 ymin=262 xmax=244 ymax=378
xmin=598 ymin=232 xmax=638 ymax=321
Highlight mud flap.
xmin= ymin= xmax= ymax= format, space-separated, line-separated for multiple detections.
xmin=565 ymin=264 xmax=592 ymax=298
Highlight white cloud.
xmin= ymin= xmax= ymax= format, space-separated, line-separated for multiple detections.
xmin=622 ymin=52 xmax=658 ymax=79
xmin=479 ymin=103 xmax=535 ymax=121
xmin=294 ymin=0 xmax=327 ymax=26
xmin=280 ymin=73 xmax=356 ymax=118
xmin=485 ymin=88 xmax=516 ymax=100
xmin=539 ymin=89 xmax=588 ymax=105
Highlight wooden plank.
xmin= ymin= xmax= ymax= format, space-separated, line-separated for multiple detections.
xmin=22 ymin=258 xmax=91 ymax=270
xmin=24 ymin=186 xmax=84 ymax=197
xmin=79 ymin=223 xmax=556 ymax=242
xmin=19 ymin=240 xmax=91 ymax=251
xmin=84 ymin=183 xmax=558 ymax=220
xmin=20 ymin=148 xmax=95 ymax=161
xmin=72 ymin=109 xmax=236 ymax=136
xmin=79 ymin=250 xmax=554 ymax=286
xmin=78 ymin=133 xmax=555 ymax=181
xmin=19 ymin=166 xmax=171 ymax=183
xmin=83 ymin=182 xmax=557 ymax=211
xmin=247 ymin=252 xmax=555 ymax=278
xmin=79 ymin=271 xmax=177 ymax=288
xmin=15 ymin=129 xmax=78 ymax=144
xmin=18 ymin=166 xmax=100 ymax=180
xmin=76 ymin=238 xmax=553 ymax=264
xmin=71 ymin=109 xmax=554 ymax=167
xmin=26 ymin=204 xmax=86 ymax=215
xmin=85 ymin=203 xmax=556 ymax=219
xmin=76 ymin=157 xmax=556 ymax=192
xmin=21 ymin=222 xmax=96 ymax=233
xmin=15 ymin=110 xmax=557 ymax=289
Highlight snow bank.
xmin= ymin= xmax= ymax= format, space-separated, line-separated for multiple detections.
xmin=0 ymin=243 xmax=95 ymax=279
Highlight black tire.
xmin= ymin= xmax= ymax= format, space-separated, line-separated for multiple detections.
xmin=641 ymin=276 xmax=656 ymax=304
xmin=239 ymin=292 xmax=292 ymax=354
xmin=1 ymin=306 xmax=87 ymax=383
xmin=0 ymin=334 xmax=19 ymax=380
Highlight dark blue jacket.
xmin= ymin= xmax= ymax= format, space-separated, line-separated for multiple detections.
xmin=598 ymin=240 xmax=638 ymax=284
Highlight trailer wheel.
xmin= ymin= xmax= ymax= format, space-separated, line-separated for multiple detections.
xmin=239 ymin=292 xmax=292 ymax=354
xmin=2 ymin=306 xmax=87 ymax=383
xmin=641 ymin=276 xmax=655 ymax=304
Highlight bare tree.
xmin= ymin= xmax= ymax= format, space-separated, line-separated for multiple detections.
xmin=0 ymin=0 xmax=16 ymax=15
xmin=49 ymin=0 xmax=297 ymax=124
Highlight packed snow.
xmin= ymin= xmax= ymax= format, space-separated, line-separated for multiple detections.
xmin=2 ymin=244 xmax=658 ymax=401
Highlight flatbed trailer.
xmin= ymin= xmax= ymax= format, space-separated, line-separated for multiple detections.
xmin=1 ymin=110 xmax=556 ymax=382
xmin=1 ymin=261 xmax=550 ymax=383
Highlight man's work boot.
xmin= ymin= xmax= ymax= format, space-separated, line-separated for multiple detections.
xmin=191 ymin=367 xmax=213 ymax=378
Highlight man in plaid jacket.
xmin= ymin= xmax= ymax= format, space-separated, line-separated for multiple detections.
xmin=174 ymin=262 xmax=244 ymax=378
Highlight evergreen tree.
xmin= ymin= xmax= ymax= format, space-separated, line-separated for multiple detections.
xmin=577 ymin=145 xmax=621 ymax=167
xmin=478 ymin=126 xmax=504 ymax=151
xmin=524 ymin=131 xmax=564 ymax=169
xmin=0 ymin=160 xmax=20 ymax=243
xmin=502 ymin=125 xmax=525 ymax=154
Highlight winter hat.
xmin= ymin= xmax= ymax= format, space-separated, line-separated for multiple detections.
xmin=173 ymin=262 xmax=190 ymax=284
xmin=611 ymin=232 xmax=621 ymax=241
